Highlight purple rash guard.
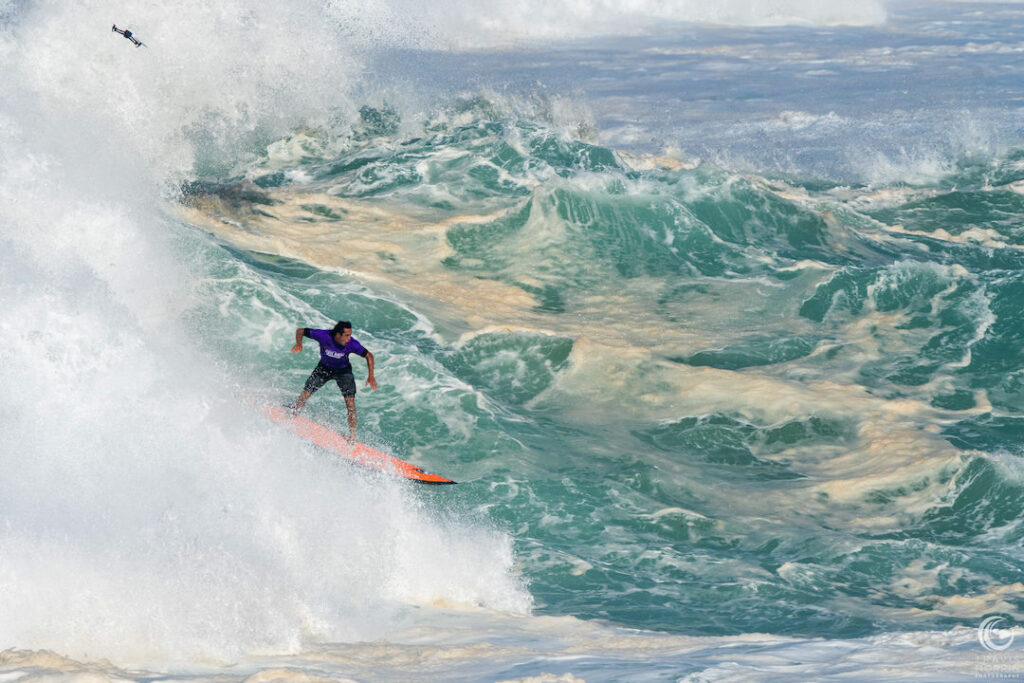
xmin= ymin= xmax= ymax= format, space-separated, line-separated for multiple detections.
xmin=304 ymin=329 xmax=368 ymax=370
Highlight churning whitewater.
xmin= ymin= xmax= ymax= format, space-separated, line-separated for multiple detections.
xmin=2 ymin=0 xmax=1024 ymax=680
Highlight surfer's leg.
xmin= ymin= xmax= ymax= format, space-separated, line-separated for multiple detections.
xmin=337 ymin=371 xmax=358 ymax=439
xmin=296 ymin=364 xmax=330 ymax=411
xmin=292 ymin=390 xmax=312 ymax=413
xmin=345 ymin=396 xmax=357 ymax=440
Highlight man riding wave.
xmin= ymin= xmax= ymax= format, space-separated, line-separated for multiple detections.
xmin=290 ymin=320 xmax=377 ymax=440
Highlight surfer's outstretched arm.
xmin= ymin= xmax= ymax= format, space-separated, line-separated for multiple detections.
xmin=288 ymin=328 xmax=310 ymax=413
xmin=364 ymin=351 xmax=377 ymax=390
xmin=291 ymin=327 xmax=307 ymax=354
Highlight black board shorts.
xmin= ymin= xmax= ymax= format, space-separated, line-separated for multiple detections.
xmin=303 ymin=363 xmax=357 ymax=397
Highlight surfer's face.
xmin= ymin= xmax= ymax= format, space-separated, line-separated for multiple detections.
xmin=333 ymin=329 xmax=352 ymax=345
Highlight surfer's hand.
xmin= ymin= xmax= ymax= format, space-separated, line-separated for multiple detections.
xmin=291 ymin=343 xmax=302 ymax=354
xmin=367 ymin=376 xmax=378 ymax=390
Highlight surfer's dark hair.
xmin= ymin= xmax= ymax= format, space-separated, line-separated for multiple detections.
xmin=332 ymin=320 xmax=352 ymax=335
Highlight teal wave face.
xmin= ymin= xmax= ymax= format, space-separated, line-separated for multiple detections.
xmin=442 ymin=332 xmax=574 ymax=405
xmin=185 ymin=105 xmax=1024 ymax=640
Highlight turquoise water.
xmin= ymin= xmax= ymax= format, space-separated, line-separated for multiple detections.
xmin=3 ymin=0 xmax=1024 ymax=680
xmin=186 ymin=106 xmax=1024 ymax=643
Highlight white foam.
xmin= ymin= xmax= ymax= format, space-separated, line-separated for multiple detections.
xmin=1 ymin=619 xmax=1019 ymax=682
xmin=4 ymin=1 xmax=362 ymax=182
xmin=0 ymin=45 xmax=530 ymax=669
xmin=326 ymin=0 xmax=887 ymax=48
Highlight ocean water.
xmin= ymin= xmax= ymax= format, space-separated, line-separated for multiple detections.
xmin=2 ymin=0 xmax=1024 ymax=680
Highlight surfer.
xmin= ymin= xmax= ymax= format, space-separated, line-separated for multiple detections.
xmin=111 ymin=24 xmax=144 ymax=47
xmin=290 ymin=321 xmax=377 ymax=440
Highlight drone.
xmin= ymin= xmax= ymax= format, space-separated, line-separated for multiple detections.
xmin=111 ymin=24 xmax=145 ymax=48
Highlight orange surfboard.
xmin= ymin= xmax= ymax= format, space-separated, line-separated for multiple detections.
xmin=262 ymin=404 xmax=456 ymax=485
